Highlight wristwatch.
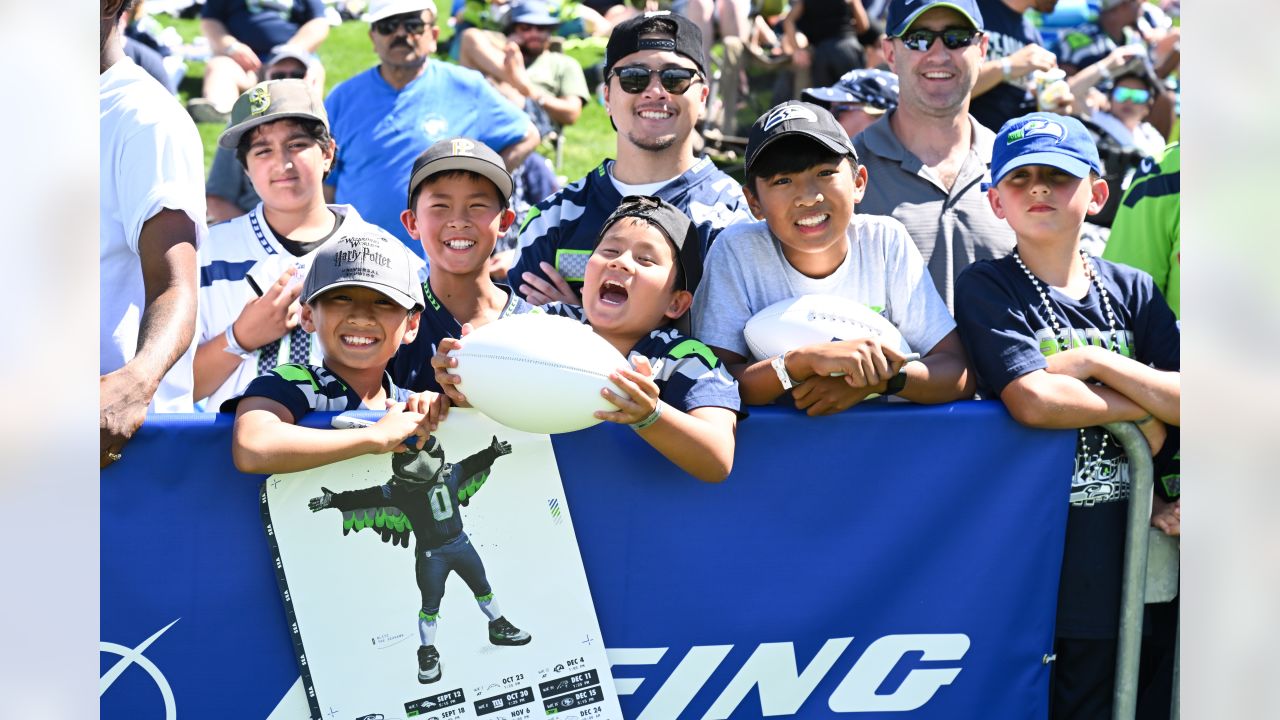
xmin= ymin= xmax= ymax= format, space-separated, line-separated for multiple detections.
xmin=883 ymin=365 xmax=909 ymax=396
xmin=771 ymin=352 xmax=800 ymax=391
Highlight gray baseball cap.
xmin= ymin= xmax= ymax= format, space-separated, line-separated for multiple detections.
xmin=217 ymin=79 xmax=328 ymax=150
xmin=301 ymin=233 xmax=426 ymax=312
xmin=406 ymin=137 xmax=514 ymax=208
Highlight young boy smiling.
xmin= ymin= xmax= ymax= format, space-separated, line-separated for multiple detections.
xmin=389 ymin=137 xmax=543 ymax=393
xmin=434 ymin=196 xmax=741 ymax=483
xmin=953 ymin=112 xmax=1180 ymax=718
xmin=226 ymin=233 xmax=445 ymax=474
xmin=692 ymin=101 xmax=972 ymax=414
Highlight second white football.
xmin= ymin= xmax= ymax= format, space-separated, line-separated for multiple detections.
xmin=743 ymin=294 xmax=913 ymax=360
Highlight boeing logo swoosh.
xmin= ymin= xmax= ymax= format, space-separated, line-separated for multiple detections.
xmin=100 ymin=618 xmax=179 ymax=720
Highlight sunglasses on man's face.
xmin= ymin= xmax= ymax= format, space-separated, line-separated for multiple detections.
xmin=611 ymin=65 xmax=702 ymax=95
xmin=897 ymin=27 xmax=982 ymax=52
xmin=267 ymin=70 xmax=307 ymax=80
xmin=372 ymin=15 xmax=428 ymax=36
xmin=1112 ymin=86 xmax=1151 ymax=104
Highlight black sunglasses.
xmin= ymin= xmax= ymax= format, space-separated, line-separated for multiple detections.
xmin=372 ymin=15 xmax=428 ymax=36
xmin=611 ymin=65 xmax=702 ymax=95
xmin=267 ymin=70 xmax=307 ymax=80
xmin=897 ymin=27 xmax=982 ymax=52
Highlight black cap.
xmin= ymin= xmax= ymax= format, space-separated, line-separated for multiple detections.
xmin=745 ymin=101 xmax=858 ymax=176
xmin=406 ymin=137 xmax=514 ymax=209
xmin=604 ymin=11 xmax=706 ymax=79
xmin=599 ymin=195 xmax=700 ymax=292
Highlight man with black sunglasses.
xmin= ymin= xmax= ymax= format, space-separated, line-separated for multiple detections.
xmin=190 ymin=0 xmax=330 ymax=125
xmin=508 ymin=11 xmax=752 ymax=305
xmin=851 ymin=0 xmax=1016 ymax=312
xmin=321 ymin=0 xmax=540 ymax=256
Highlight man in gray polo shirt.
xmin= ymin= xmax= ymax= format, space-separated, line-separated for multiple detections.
xmin=852 ymin=0 xmax=1015 ymax=311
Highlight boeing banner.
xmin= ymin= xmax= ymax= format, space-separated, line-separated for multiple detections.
xmin=102 ymin=401 xmax=1074 ymax=719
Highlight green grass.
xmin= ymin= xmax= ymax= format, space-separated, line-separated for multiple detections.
xmin=156 ymin=9 xmax=614 ymax=181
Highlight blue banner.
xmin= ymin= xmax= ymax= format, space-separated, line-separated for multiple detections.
xmin=102 ymin=402 xmax=1073 ymax=719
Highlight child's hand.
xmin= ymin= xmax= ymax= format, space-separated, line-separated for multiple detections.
xmin=404 ymin=391 xmax=450 ymax=434
xmin=233 ymin=265 xmax=304 ymax=351
xmin=431 ymin=324 xmax=473 ymax=407
xmin=370 ymin=400 xmax=429 ymax=453
xmin=519 ymin=262 xmax=581 ymax=305
xmin=1150 ymin=496 xmax=1180 ymax=537
xmin=800 ymin=338 xmax=907 ymax=389
xmin=792 ymin=375 xmax=878 ymax=416
xmin=595 ymin=355 xmax=661 ymax=426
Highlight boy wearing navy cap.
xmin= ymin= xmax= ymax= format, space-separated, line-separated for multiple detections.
xmin=389 ymin=136 xmax=544 ymax=393
xmin=692 ymin=100 xmax=973 ymax=415
xmin=953 ymin=112 xmax=1180 ymax=718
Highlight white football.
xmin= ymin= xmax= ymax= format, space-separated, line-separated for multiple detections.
xmin=449 ymin=314 xmax=627 ymax=434
xmin=743 ymin=294 xmax=913 ymax=360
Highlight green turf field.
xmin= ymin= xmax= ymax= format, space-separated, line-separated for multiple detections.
xmin=157 ymin=4 xmax=614 ymax=181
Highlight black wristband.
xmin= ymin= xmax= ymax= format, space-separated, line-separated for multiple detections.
xmin=883 ymin=367 xmax=908 ymax=396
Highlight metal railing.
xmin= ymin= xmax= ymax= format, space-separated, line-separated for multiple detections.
xmin=1106 ymin=420 xmax=1179 ymax=720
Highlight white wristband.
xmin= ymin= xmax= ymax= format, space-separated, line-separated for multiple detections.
xmin=223 ymin=323 xmax=254 ymax=359
xmin=771 ymin=352 xmax=799 ymax=391
xmin=1000 ymin=57 xmax=1013 ymax=79
xmin=630 ymin=402 xmax=663 ymax=431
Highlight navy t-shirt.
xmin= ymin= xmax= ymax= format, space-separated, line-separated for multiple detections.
xmin=202 ymin=0 xmax=326 ymax=58
xmin=388 ymin=281 xmax=542 ymax=393
xmin=955 ymin=255 xmax=1179 ymax=638
xmin=972 ymin=0 xmax=1044 ymax=131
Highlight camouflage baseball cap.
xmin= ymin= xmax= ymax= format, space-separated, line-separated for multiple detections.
xmin=217 ymin=78 xmax=328 ymax=150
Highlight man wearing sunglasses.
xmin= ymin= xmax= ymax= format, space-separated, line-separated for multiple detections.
xmin=851 ymin=0 xmax=1016 ymax=312
xmin=508 ymin=11 xmax=752 ymax=304
xmin=322 ymin=0 xmax=540 ymax=256
xmin=190 ymin=0 xmax=330 ymax=124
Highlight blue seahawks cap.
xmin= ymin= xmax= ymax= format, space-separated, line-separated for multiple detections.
xmin=886 ymin=0 xmax=984 ymax=36
xmin=507 ymin=0 xmax=559 ymax=27
xmin=988 ymin=112 xmax=1103 ymax=188
xmin=801 ymin=69 xmax=900 ymax=113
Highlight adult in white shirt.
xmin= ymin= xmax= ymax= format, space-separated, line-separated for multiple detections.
xmin=100 ymin=0 xmax=206 ymax=466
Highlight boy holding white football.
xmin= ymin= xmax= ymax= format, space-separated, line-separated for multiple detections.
xmin=389 ymin=137 xmax=543 ymax=393
xmin=952 ymin=112 xmax=1180 ymax=718
xmin=225 ymin=233 xmax=446 ymax=474
xmin=691 ymin=101 xmax=973 ymax=414
xmin=434 ymin=196 xmax=742 ymax=483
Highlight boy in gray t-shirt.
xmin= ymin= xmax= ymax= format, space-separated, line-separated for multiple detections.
xmin=691 ymin=102 xmax=974 ymax=415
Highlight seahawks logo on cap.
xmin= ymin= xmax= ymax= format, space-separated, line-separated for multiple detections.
xmin=763 ymin=104 xmax=818 ymax=132
xmin=451 ymin=138 xmax=476 ymax=156
xmin=1006 ymin=119 xmax=1066 ymax=145
xmin=248 ymin=86 xmax=271 ymax=116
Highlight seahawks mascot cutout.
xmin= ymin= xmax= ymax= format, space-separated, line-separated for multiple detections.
xmin=308 ymin=435 xmax=531 ymax=684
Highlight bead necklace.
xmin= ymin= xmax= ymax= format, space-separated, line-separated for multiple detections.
xmin=1013 ymin=248 xmax=1122 ymax=481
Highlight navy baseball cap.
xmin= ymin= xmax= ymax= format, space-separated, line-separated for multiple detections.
xmin=989 ymin=112 xmax=1103 ymax=187
xmin=605 ymin=11 xmax=707 ymax=78
xmin=745 ymin=101 xmax=858 ymax=175
xmin=801 ymin=69 xmax=900 ymax=114
xmin=886 ymin=0 xmax=984 ymax=36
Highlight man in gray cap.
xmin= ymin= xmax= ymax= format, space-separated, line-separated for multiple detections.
xmin=456 ymin=0 xmax=591 ymax=133
xmin=852 ymin=0 xmax=1016 ymax=311
xmin=323 ymin=0 xmax=540 ymax=256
